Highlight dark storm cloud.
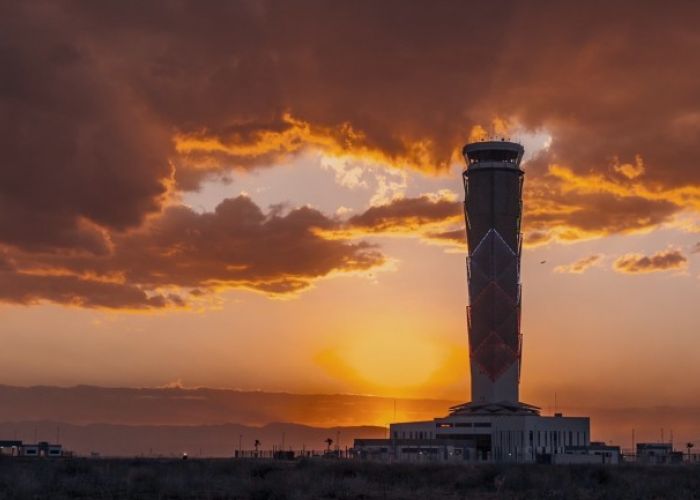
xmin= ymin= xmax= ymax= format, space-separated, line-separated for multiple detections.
xmin=612 ymin=249 xmax=687 ymax=274
xmin=5 ymin=1 xmax=700 ymax=223
xmin=103 ymin=196 xmax=384 ymax=295
xmin=2 ymin=0 xmax=700 ymax=307
xmin=0 ymin=1 xmax=172 ymax=253
xmin=0 ymin=197 xmax=384 ymax=308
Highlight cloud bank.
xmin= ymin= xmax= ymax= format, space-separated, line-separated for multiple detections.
xmin=2 ymin=1 xmax=700 ymax=307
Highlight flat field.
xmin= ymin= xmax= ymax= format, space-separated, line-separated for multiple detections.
xmin=0 ymin=458 xmax=698 ymax=499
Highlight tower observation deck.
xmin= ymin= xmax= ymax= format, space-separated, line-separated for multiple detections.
xmin=453 ymin=140 xmax=533 ymax=414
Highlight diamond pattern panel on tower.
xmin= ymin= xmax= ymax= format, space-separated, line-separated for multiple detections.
xmin=469 ymin=230 xmax=516 ymax=278
xmin=468 ymin=281 xmax=515 ymax=351
xmin=472 ymin=331 xmax=518 ymax=380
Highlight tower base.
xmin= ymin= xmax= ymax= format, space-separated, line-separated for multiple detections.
xmin=353 ymin=408 xmax=591 ymax=463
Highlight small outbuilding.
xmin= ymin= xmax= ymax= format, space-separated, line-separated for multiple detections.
xmin=0 ymin=440 xmax=62 ymax=458
xmin=556 ymin=442 xmax=622 ymax=464
xmin=636 ymin=443 xmax=682 ymax=464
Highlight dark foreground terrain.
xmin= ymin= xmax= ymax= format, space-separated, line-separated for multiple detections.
xmin=0 ymin=458 xmax=699 ymax=500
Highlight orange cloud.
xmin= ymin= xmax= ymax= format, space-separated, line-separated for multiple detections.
xmin=612 ymin=249 xmax=688 ymax=274
xmin=555 ymin=254 xmax=604 ymax=274
xmin=613 ymin=155 xmax=645 ymax=180
xmin=522 ymin=162 xmax=687 ymax=246
xmin=174 ymin=113 xmax=443 ymax=178
xmin=547 ymin=164 xmax=700 ymax=210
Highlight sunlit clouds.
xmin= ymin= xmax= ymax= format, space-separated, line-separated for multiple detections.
xmin=2 ymin=1 xmax=700 ymax=308
xmin=554 ymin=254 xmax=604 ymax=274
xmin=174 ymin=113 xmax=443 ymax=177
xmin=612 ymin=248 xmax=688 ymax=274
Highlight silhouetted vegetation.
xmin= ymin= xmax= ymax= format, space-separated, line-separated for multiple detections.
xmin=0 ymin=457 xmax=699 ymax=499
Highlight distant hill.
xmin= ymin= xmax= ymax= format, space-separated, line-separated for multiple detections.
xmin=1 ymin=385 xmax=699 ymax=451
xmin=0 ymin=384 xmax=456 ymax=427
xmin=0 ymin=385 xmax=452 ymax=456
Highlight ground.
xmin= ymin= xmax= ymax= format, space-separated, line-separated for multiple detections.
xmin=0 ymin=458 xmax=699 ymax=499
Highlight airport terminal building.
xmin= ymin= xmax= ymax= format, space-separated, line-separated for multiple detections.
xmin=355 ymin=411 xmax=590 ymax=463
xmin=354 ymin=140 xmax=592 ymax=464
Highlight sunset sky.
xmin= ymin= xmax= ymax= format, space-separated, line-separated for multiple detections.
xmin=1 ymin=1 xmax=699 ymax=429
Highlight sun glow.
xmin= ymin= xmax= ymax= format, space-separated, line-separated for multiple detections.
xmin=314 ymin=323 xmax=462 ymax=396
xmin=346 ymin=331 xmax=442 ymax=388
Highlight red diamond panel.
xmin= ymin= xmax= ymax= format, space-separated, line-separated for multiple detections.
xmin=472 ymin=332 xmax=518 ymax=380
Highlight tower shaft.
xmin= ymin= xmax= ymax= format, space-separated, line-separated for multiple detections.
xmin=462 ymin=141 xmax=524 ymax=404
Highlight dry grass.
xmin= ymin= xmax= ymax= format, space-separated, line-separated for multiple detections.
xmin=0 ymin=457 xmax=698 ymax=499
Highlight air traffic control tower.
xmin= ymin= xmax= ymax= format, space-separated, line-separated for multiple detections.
xmin=453 ymin=140 xmax=529 ymax=413
xmin=354 ymin=140 xmax=593 ymax=463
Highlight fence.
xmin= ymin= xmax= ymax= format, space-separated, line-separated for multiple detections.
xmin=233 ymin=448 xmax=349 ymax=460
